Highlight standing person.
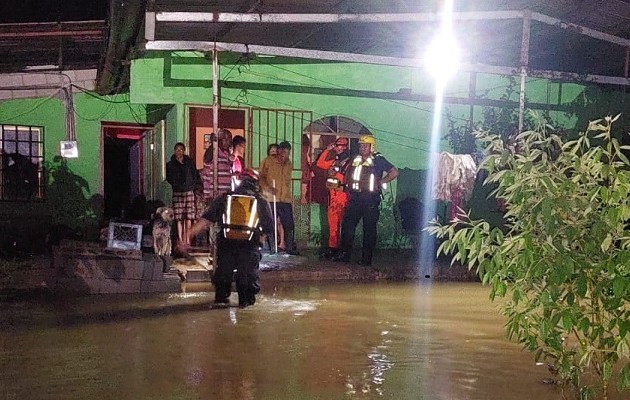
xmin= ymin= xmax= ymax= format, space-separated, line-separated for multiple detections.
xmin=166 ymin=142 xmax=201 ymax=247
xmin=300 ymin=134 xmax=313 ymax=204
xmin=311 ymin=135 xmax=337 ymax=253
xmin=201 ymin=129 xmax=232 ymax=202
xmin=230 ymin=135 xmax=246 ymax=180
xmin=259 ymin=143 xmax=284 ymax=252
xmin=198 ymin=129 xmax=232 ymax=248
xmin=333 ymin=135 xmax=399 ymax=266
xmin=186 ymin=169 xmax=274 ymax=307
xmin=260 ymin=140 xmax=297 ymax=255
xmin=316 ymin=137 xmax=351 ymax=259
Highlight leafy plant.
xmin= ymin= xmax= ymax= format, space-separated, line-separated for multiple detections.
xmin=444 ymin=76 xmax=538 ymax=155
xmin=427 ymin=113 xmax=630 ymax=399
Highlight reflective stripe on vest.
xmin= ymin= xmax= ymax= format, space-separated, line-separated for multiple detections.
xmin=349 ymin=155 xmax=378 ymax=192
xmin=222 ymin=194 xmax=259 ymax=241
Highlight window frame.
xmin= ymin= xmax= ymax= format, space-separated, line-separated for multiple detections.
xmin=0 ymin=124 xmax=45 ymax=202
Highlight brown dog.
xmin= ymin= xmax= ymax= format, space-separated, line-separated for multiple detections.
xmin=152 ymin=207 xmax=174 ymax=256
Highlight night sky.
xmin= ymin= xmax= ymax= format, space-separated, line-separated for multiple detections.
xmin=0 ymin=0 xmax=108 ymax=23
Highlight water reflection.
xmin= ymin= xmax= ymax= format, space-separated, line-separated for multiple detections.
xmin=1 ymin=283 xmax=622 ymax=399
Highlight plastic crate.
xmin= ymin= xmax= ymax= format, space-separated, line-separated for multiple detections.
xmin=107 ymin=222 xmax=143 ymax=250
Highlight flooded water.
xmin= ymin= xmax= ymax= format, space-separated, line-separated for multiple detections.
xmin=0 ymin=282 xmax=612 ymax=399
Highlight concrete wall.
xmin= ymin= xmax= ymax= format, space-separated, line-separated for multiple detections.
xmin=0 ymin=70 xmax=97 ymax=101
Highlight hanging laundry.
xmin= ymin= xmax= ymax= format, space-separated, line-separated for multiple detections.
xmin=431 ymin=152 xmax=478 ymax=220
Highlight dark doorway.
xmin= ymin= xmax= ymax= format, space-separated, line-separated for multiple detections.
xmin=102 ymin=124 xmax=151 ymax=220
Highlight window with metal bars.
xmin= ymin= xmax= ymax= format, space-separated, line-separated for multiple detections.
xmin=0 ymin=125 xmax=45 ymax=201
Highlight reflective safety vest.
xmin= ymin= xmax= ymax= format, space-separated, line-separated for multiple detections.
xmin=221 ymin=194 xmax=260 ymax=241
xmin=347 ymin=154 xmax=380 ymax=193
xmin=326 ymin=155 xmax=350 ymax=190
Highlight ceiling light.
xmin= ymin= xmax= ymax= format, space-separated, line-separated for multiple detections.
xmin=424 ymin=32 xmax=460 ymax=80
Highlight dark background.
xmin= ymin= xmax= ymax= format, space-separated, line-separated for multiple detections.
xmin=0 ymin=0 xmax=108 ymax=23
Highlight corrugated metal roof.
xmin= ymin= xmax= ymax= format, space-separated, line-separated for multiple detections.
xmin=3 ymin=0 xmax=629 ymax=89
xmin=145 ymin=0 xmax=630 ymax=77
xmin=0 ymin=21 xmax=105 ymax=73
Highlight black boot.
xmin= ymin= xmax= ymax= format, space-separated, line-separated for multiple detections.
xmin=332 ymin=251 xmax=350 ymax=262
xmin=284 ymin=229 xmax=299 ymax=255
xmin=357 ymin=258 xmax=372 ymax=267
xmin=214 ymin=282 xmax=231 ymax=304
xmin=238 ymin=289 xmax=256 ymax=308
xmin=317 ymin=247 xmax=333 ymax=260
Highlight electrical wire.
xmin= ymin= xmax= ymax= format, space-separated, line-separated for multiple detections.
xmin=0 ymin=90 xmax=61 ymax=123
xmin=71 ymin=83 xmax=130 ymax=103
xmin=235 ymin=89 xmax=433 ymax=149
xmin=247 ymin=56 xmax=471 ymax=123
xmin=219 ymin=92 xmax=431 ymax=153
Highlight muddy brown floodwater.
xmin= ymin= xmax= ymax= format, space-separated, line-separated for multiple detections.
xmin=1 ymin=282 xmax=622 ymax=399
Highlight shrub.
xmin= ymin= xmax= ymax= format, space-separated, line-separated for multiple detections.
xmin=427 ymin=114 xmax=630 ymax=399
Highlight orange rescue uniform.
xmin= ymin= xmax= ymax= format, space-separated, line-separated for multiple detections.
xmin=316 ymin=148 xmax=349 ymax=249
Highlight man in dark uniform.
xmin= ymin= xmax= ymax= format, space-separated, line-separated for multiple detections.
xmin=186 ymin=168 xmax=274 ymax=307
xmin=333 ymin=135 xmax=399 ymax=266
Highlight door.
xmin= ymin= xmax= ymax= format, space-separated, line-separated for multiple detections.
xmin=101 ymin=122 xmax=155 ymax=220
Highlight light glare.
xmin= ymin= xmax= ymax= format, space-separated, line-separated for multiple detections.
xmin=424 ymin=32 xmax=460 ymax=80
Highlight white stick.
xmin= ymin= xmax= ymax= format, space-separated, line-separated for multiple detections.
xmin=272 ymin=179 xmax=278 ymax=253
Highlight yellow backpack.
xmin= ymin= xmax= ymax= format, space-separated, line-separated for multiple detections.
xmin=221 ymin=194 xmax=259 ymax=241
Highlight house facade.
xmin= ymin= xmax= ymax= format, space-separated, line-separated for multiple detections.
xmin=3 ymin=4 xmax=630 ymax=251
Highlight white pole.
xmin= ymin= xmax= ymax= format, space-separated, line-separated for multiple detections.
xmin=272 ymin=179 xmax=278 ymax=253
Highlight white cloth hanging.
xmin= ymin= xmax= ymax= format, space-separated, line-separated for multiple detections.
xmin=432 ymin=152 xmax=478 ymax=202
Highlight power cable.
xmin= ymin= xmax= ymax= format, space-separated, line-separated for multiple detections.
xmin=219 ymin=92 xmax=431 ymax=153
xmin=0 ymin=91 xmax=61 ymax=123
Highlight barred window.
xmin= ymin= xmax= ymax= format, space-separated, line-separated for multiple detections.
xmin=0 ymin=125 xmax=45 ymax=201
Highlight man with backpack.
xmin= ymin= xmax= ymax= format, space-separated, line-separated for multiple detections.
xmin=186 ymin=168 xmax=274 ymax=308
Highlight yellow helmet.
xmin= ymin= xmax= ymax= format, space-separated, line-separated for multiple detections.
xmin=358 ymin=135 xmax=376 ymax=151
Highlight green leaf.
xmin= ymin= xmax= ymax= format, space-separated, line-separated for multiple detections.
xmin=619 ymin=363 xmax=630 ymax=391
xmin=562 ymin=312 xmax=574 ymax=331
xmin=601 ymin=234 xmax=613 ymax=252
xmin=566 ymin=292 xmax=575 ymax=306
xmin=577 ymin=275 xmax=587 ymax=297
xmin=603 ymin=360 xmax=613 ymax=381
xmin=613 ymin=276 xmax=627 ymax=298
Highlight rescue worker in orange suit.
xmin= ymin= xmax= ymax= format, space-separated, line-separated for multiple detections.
xmin=333 ymin=135 xmax=399 ymax=266
xmin=186 ymin=169 xmax=274 ymax=308
xmin=316 ymin=137 xmax=351 ymax=259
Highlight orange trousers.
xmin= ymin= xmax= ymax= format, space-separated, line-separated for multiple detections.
xmin=327 ymin=189 xmax=348 ymax=249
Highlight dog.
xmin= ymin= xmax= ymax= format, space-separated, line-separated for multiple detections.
xmin=152 ymin=207 xmax=174 ymax=256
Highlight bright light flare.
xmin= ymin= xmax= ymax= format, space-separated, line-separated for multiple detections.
xmin=424 ymin=32 xmax=460 ymax=80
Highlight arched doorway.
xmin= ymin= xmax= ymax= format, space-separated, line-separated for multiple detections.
xmin=304 ymin=115 xmax=373 ymax=160
xmin=301 ymin=115 xmax=373 ymax=249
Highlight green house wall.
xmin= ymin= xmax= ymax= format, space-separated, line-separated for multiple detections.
xmin=127 ymin=52 xmax=605 ymax=245
xmin=3 ymin=52 xmax=630 ymax=246
xmin=0 ymin=91 xmax=146 ymax=236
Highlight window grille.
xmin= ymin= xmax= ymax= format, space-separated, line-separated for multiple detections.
xmin=0 ymin=125 xmax=45 ymax=201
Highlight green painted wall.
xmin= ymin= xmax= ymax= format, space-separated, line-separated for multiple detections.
xmin=128 ymin=52 xmax=630 ymax=247
xmin=3 ymin=53 xmax=630 ymax=248
xmin=0 ymin=91 xmax=147 ymax=234
xmin=130 ymin=52 xmax=593 ymax=169
xmin=126 ymin=53 xmax=582 ymax=246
